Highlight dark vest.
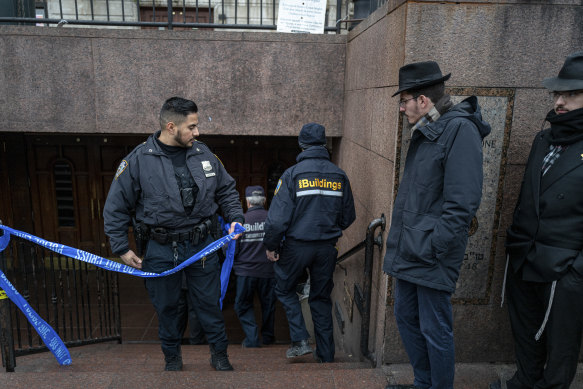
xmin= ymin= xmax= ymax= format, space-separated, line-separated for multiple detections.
xmin=234 ymin=206 xmax=273 ymax=278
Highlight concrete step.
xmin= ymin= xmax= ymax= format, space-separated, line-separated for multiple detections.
xmin=1 ymin=342 xmax=388 ymax=389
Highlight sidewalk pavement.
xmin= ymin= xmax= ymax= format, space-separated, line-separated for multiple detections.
xmin=382 ymin=362 xmax=583 ymax=388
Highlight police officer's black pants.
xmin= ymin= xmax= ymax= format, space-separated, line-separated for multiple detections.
xmin=234 ymin=275 xmax=276 ymax=347
xmin=506 ymin=266 xmax=583 ymax=389
xmin=143 ymin=236 xmax=228 ymax=359
xmin=274 ymin=239 xmax=337 ymax=362
xmin=177 ymin=275 xmax=207 ymax=344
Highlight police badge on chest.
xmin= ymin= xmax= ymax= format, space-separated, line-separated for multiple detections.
xmin=202 ymin=161 xmax=215 ymax=177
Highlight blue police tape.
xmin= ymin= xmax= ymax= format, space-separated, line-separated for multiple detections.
xmin=0 ymin=224 xmax=244 ymax=278
xmin=219 ymin=223 xmax=237 ymax=309
xmin=0 ymin=223 xmax=245 ymax=365
xmin=0 ymin=270 xmax=72 ymax=365
xmin=0 ymin=227 xmax=9 ymax=251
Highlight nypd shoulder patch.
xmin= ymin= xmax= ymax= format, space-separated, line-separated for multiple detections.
xmin=115 ymin=160 xmax=128 ymax=180
xmin=274 ymin=179 xmax=282 ymax=195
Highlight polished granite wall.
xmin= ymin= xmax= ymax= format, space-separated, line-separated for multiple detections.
xmin=335 ymin=0 xmax=583 ymax=365
xmin=0 ymin=27 xmax=345 ymax=137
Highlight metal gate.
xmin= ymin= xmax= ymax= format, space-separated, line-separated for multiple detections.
xmin=0 ymin=233 xmax=121 ymax=372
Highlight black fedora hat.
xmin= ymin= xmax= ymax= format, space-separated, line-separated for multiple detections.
xmin=542 ymin=51 xmax=583 ymax=91
xmin=392 ymin=61 xmax=451 ymax=97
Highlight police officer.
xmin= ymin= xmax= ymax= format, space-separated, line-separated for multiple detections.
xmin=103 ymin=97 xmax=244 ymax=372
xmin=263 ymin=123 xmax=356 ymax=363
xmin=233 ymin=185 xmax=276 ymax=348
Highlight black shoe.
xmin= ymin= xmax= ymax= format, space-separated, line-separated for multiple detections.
xmin=385 ymin=385 xmax=416 ymax=389
xmin=313 ymin=353 xmax=322 ymax=363
xmin=313 ymin=353 xmax=334 ymax=363
xmin=262 ymin=337 xmax=275 ymax=346
xmin=164 ymin=355 xmax=183 ymax=371
xmin=210 ymin=347 xmax=234 ymax=371
xmin=286 ymin=339 xmax=313 ymax=358
xmin=489 ymin=380 xmax=502 ymax=389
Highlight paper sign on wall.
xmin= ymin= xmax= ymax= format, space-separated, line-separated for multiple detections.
xmin=277 ymin=0 xmax=327 ymax=34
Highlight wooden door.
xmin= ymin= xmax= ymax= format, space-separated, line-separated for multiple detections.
xmin=204 ymin=136 xmax=298 ymax=211
xmin=26 ymin=135 xmax=145 ymax=257
xmin=22 ymin=134 xmax=298 ymax=257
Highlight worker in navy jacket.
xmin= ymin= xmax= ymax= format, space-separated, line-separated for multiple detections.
xmin=263 ymin=122 xmax=356 ymax=363
xmin=233 ymin=185 xmax=276 ymax=348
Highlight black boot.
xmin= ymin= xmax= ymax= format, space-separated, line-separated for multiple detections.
xmin=164 ymin=354 xmax=183 ymax=371
xmin=210 ymin=345 xmax=234 ymax=371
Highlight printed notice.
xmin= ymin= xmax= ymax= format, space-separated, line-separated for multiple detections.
xmin=277 ymin=0 xmax=327 ymax=34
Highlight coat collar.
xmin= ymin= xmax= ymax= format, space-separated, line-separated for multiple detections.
xmin=540 ymin=131 xmax=583 ymax=194
xmin=143 ymin=130 xmax=205 ymax=157
xmin=247 ymin=205 xmax=265 ymax=212
xmin=296 ymin=145 xmax=330 ymax=162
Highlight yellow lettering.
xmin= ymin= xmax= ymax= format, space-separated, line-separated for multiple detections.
xmin=299 ymin=178 xmax=342 ymax=191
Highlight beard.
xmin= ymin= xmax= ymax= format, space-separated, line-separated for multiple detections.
xmin=174 ymin=131 xmax=194 ymax=148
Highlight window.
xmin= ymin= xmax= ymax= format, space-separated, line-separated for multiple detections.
xmin=139 ymin=6 xmax=213 ymax=29
xmin=35 ymin=1 xmax=47 ymax=26
xmin=54 ymin=161 xmax=75 ymax=227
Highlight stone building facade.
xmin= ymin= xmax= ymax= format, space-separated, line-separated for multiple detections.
xmin=1 ymin=0 xmax=582 ymax=365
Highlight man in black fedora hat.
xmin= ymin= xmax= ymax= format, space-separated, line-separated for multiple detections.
xmin=490 ymin=51 xmax=583 ymax=389
xmin=383 ymin=61 xmax=491 ymax=389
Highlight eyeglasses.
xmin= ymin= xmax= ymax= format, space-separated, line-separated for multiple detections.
xmin=549 ymin=90 xmax=583 ymax=102
xmin=399 ymin=95 xmax=419 ymax=107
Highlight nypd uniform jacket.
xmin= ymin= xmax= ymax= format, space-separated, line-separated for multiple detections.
xmin=263 ymin=146 xmax=356 ymax=250
xmin=103 ymin=130 xmax=244 ymax=255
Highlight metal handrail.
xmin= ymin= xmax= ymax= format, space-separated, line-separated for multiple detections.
xmin=336 ymin=214 xmax=385 ymax=264
xmin=336 ymin=239 xmax=366 ymax=264
xmin=335 ymin=214 xmax=385 ymax=366
xmin=0 ymin=17 xmax=341 ymax=31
